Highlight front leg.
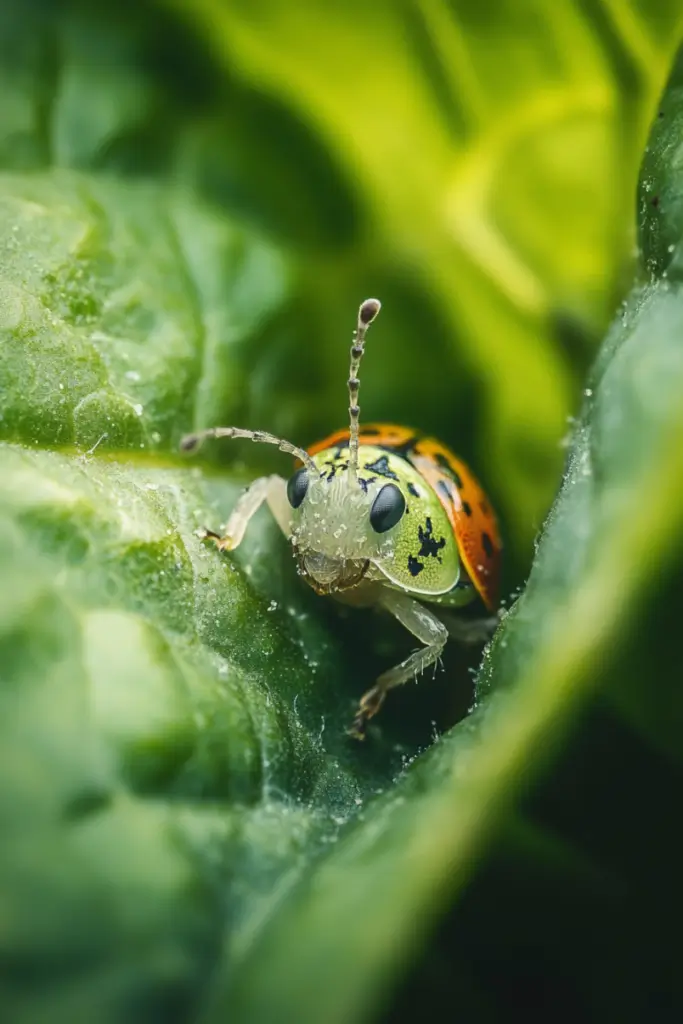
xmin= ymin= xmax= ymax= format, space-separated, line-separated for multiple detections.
xmin=349 ymin=589 xmax=448 ymax=740
xmin=200 ymin=474 xmax=290 ymax=551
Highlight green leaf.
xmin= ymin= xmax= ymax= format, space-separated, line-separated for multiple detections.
xmin=2 ymin=3 xmax=683 ymax=1024
xmin=0 ymin=170 xmax=288 ymax=452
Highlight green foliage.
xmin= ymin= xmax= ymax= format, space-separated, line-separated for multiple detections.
xmin=1 ymin=2 xmax=683 ymax=1023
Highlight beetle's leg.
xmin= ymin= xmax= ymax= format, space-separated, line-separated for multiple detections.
xmin=200 ymin=475 xmax=290 ymax=551
xmin=349 ymin=590 xmax=447 ymax=739
xmin=441 ymin=611 xmax=501 ymax=644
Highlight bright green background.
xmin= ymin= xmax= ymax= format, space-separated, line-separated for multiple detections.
xmin=2 ymin=2 xmax=683 ymax=1022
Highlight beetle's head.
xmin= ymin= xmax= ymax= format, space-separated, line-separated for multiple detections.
xmin=284 ymin=458 xmax=406 ymax=593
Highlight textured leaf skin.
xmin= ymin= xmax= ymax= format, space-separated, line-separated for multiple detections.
xmin=2 ymin=3 xmax=683 ymax=1024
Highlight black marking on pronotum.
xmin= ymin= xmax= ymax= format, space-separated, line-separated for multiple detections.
xmin=323 ymin=458 xmax=350 ymax=481
xmin=418 ymin=517 xmax=446 ymax=560
xmin=462 ymin=501 xmax=472 ymax=517
xmin=358 ymin=475 xmax=377 ymax=494
xmin=435 ymin=452 xmax=463 ymax=489
xmin=407 ymin=482 xmax=420 ymax=498
xmin=407 ymin=555 xmax=424 ymax=577
xmin=482 ymin=531 xmax=494 ymax=558
xmin=364 ymin=454 xmax=398 ymax=481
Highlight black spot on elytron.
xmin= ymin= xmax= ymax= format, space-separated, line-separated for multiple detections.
xmin=380 ymin=434 xmax=418 ymax=459
xmin=480 ymin=499 xmax=490 ymax=515
xmin=407 ymin=555 xmax=424 ymax=577
xmin=418 ymin=516 xmax=446 ymax=560
xmin=437 ymin=479 xmax=454 ymax=503
xmin=434 ymin=452 xmax=464 ymax=490
xmin=407 ymin=481 xmax=420 ymax=498
xmin=358 ymin=475 xmax=377 ymax=493
xmin=462 ymin=501 xmax=472 ymax=517
xmin=482 ymin=531 xmax=494 ymax=558
xmin=364 ymin=454 xmax=399 ymax=481
xmin=361 ymin=427 xmax=381 ymax=436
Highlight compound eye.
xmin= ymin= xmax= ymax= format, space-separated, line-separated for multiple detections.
xmin=286 ymin=467 xmax=309 ymax=509
xmin=369 ymin=483 xmax=406 ymax=533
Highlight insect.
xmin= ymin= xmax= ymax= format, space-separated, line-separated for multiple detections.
xmin=181 ymin=299 xmax=501 ymax=739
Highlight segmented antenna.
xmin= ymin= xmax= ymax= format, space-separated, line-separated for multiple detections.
xmin=180 ymin=426 xmax=319 ymax=475
xmin=348 ymin=298 xmax=381 ymax=485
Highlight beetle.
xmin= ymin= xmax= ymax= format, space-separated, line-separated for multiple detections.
xmin=181 ymin=298 xmax=501 ymax=738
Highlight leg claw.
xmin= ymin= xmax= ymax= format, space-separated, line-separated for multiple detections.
xmin=197 ymin=527 xmax=235 ymax=551
xmin=347 ymin=714 xmax=368 ymax=741
xmin=347 ymin=686 xmax=385 ymax=741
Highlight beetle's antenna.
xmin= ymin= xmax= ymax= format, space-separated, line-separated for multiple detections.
xmin=348 ymin=297 xmax=381 ymax=485
xmin=180 ymin=426 xmax=319 ymax=475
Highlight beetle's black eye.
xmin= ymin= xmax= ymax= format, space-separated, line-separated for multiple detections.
xmin=286 ymin=467 xmax=309 ymax=509
xmin=369 ymin=483 xmax=406 ymax=533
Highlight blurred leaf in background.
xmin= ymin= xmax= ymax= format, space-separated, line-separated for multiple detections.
xmin=163 ymin=0 xmax=681 ymax=566
xmin=1 ymin=1 xmax=683 ymax=1023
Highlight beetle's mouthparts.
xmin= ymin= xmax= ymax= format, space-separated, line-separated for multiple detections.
xmin=303 ymin=551 xmax=339 ymax=584
xmin=299 ymin=551 xmax=370 ymax=594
